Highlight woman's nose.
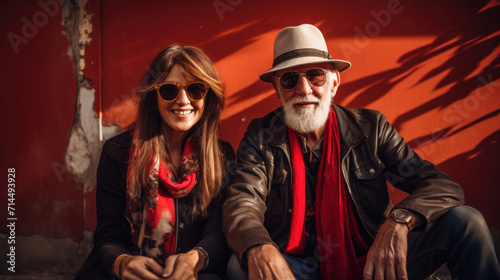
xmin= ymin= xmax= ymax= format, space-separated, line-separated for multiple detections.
xmin=175 ymin=88 xmax=190 ymax=105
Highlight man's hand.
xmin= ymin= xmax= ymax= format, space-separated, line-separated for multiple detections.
xmin=363 ymin=218 xmax=409 ymax=280
xmin=246 ymin=244 xmax=295 ymax=280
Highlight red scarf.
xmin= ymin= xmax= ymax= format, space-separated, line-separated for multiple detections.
xmin=286 ymin=107 xmax=369 ymax=279
xmin=126 ymin=141 xmax=198 ymax=264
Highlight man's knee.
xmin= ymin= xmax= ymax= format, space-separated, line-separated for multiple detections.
xmin=438 ymin=205 xmax=489 ymax=236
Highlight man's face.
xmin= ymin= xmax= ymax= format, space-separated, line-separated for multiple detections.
xmin=273 ymin=63 xmax=340 ymax=134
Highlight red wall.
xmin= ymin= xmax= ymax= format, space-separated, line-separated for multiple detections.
xmin=0 ymin=0 xmax=82 ymax=238
xmin=1 ymin=0 xmax=499 ymax=241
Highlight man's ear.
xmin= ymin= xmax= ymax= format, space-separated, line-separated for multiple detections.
xmin=331 ymin=70 xmax=341 ymax=99
xmin=332 ymin=70 xmax=341 ymax=89
xmin=271 ymin=76 xmax=281 ymax=99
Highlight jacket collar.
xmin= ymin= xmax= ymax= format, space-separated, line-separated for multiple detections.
xmin=332 ymin=104 xmax=367 ymax=157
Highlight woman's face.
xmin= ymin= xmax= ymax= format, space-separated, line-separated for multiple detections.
xmin=157 ymin=64 xmax=205 ymax=137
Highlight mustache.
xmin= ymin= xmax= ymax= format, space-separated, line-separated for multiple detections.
xmin=290 ymin=95 xmax=321 ymax=105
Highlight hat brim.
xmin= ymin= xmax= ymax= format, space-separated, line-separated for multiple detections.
xmin=259 ymin=57 xmax=351 ymax=82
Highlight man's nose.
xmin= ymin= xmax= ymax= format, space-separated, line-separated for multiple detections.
xmin=295 ymin=75 xmax=313 ymax=96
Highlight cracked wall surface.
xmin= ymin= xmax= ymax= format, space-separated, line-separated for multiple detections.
xmin=62 ymin=0 xmax=118 ymax=193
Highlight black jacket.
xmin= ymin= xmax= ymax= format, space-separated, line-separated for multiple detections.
xmin=222 ymin=105 xmax=464 ymax=263
xmin=75 ymin=131 xmax=235 ymax=279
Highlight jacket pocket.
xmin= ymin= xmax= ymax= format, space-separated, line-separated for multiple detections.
xmin=271 ymin=165 xmax=288 ymax=185
xmin=352 ymin=157 xmax=385 ymax=180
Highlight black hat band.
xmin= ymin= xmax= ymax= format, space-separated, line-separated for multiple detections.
xmin=272 ymin=48 xmax=332 ymax=67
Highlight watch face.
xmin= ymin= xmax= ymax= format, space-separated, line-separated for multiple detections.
xmin=394 ymin=209 xmax=410 ymax=220
xmin=391 ymin=209 xmax=413 ymax=230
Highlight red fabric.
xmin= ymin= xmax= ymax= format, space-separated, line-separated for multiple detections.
xmin=152 ymin=187 xmax=176 ymax=256
xmin=287 ymin=107 xmax=369 ymax=279
xmin=285 ymin=128 xmax=307 ymax=255
xmin=158 ymin=141 xmax=198 ymax=198
xmin=126 ymin=140 xmax=198 ymax=263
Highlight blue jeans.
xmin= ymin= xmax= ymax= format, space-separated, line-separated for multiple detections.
xmin=227 ymin=206 xmax=500 ymax=280
xmin=227 ymin=252 xmax=320 ymax=280
xmin=406 ymin=205 xmax=500 ymax=279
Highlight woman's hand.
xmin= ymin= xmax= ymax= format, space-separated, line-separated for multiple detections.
xmin=115 ymin=254 xmax=163 ymax=280
xmin=162 ymin=249 xmax=205 ymax=279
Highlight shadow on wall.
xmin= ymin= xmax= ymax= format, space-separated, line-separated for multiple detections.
xmin=337 ymin=1 xmax=499 ymax=132
xmin=438 ymin=129 xmax=500 ymax=207
xmin=336 ymin=0 xmax=499 ymax=227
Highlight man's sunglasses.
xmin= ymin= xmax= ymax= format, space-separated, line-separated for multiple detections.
xmin=276 ymin=68 xmax=329 ymax=90
xmin=154 ymin=81 xmax=209 ymax=102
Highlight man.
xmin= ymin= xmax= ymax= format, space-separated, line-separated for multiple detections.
xmin=222 ymin=24 xmax=500 ymax=280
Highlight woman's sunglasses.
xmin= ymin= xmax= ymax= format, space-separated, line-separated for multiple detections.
xmin=154 ymin=81 xmax=209 ymax=102
xmin=277 ymin=68 xmax=329 ymax=90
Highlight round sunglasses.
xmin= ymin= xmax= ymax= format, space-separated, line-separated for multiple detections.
xmin=154 ymin=81 xmax=209 ymax=102
xmin=277 ymin=68 xmax=329 ymax=90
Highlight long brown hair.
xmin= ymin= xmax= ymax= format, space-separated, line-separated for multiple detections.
xmin=128 ymin=45 xmax=226 ymax=216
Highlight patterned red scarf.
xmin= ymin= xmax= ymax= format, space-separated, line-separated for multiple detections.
xmin=126 ymin=141 xmax=198 ymax=264
xmin=286 ymin=107 xmax=369 ymax=279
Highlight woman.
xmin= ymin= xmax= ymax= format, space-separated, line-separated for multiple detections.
xmin=75 ymin=45 xmax=234 ymax=280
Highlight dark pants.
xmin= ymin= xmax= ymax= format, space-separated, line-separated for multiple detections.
xmin=228 ymin=206 xmax=500 ymax=280
xmin=406 ymin=205 xmax=499 ymax=280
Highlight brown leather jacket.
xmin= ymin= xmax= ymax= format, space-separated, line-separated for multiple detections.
xmin=222 ymin=105 xmax=464 ymax=263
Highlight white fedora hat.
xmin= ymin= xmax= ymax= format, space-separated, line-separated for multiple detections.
xmin=259 ymin=24 xmax=351 ymax=82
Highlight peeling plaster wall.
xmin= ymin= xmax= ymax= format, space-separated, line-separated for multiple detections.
xmin=62 ymin=0 xmax=118 ymax=194
xmin=60 ymin=2 xmax=119 ymax=274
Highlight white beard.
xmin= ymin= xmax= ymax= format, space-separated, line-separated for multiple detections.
xmin=282 ymin=94 xmax=332 ymax=134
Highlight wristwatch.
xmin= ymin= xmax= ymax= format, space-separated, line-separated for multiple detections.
xmin=390 ymin=209 xmax=413 ymax=231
